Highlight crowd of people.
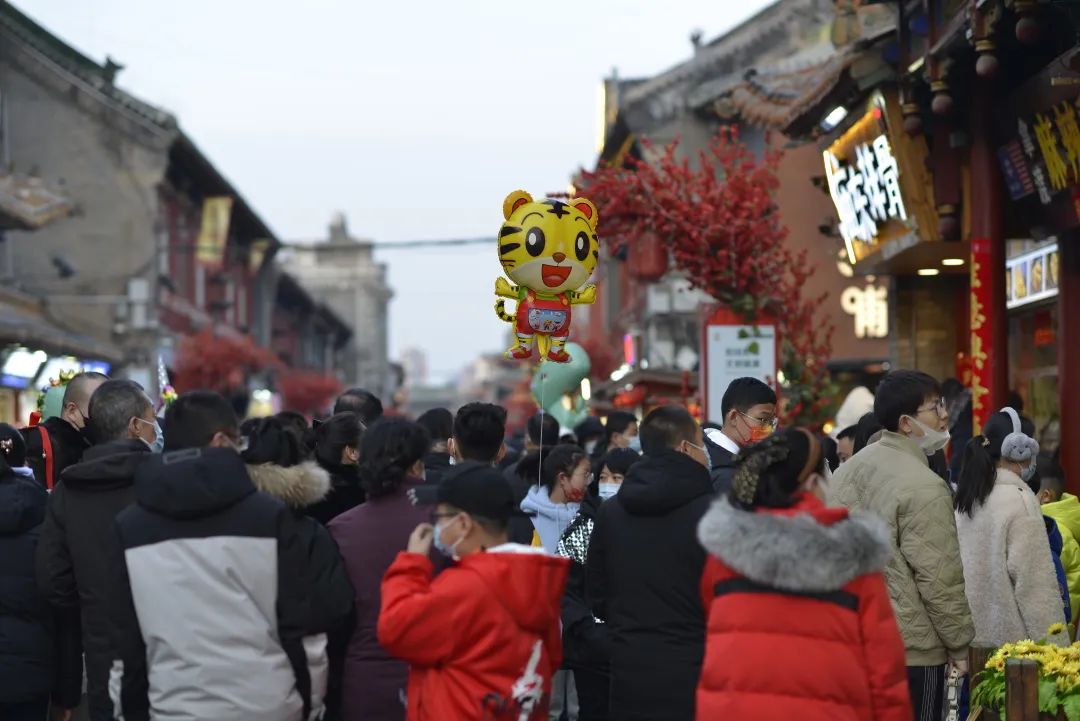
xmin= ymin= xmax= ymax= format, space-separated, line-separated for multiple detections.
xmin=0 ymin=368 xmax=1069 ymax=720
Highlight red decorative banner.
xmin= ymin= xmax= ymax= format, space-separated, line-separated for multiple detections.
xmin=970 ymin=237 xmax=993 ymax=432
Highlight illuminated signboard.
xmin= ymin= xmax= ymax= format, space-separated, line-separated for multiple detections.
xmin=1006 ymin=241 xmax=1059 ymax=310
xmin=841 ymin=284 xmax=889 ymax=338
xmin=824 ymin=99 xmax=909 ymax=265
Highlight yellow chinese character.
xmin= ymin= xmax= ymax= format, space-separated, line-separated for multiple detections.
xmin=1055 ymin=102 xmax=1080 ymax=182
xmin=1035 ymin=113 xmax=1070 ymax=190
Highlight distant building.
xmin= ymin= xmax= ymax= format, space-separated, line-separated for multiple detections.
xmin=286 ymin=214 xmax=394 ymax=397
xmin=398 ymin=347 xmax=428 ymax=389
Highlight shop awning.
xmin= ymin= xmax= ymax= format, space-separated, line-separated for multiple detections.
xmin=0 ymin=290 xmax=123 ymax=361
xmin=0 ymin=170 xmax=72 ymax=230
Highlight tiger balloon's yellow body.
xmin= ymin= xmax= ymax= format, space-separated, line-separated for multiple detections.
xmin=495 ymin=190 xmax=599 ymax=363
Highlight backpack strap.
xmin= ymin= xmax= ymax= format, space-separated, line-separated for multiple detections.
xmin=39 ymin=426 xmax=55 ymax=491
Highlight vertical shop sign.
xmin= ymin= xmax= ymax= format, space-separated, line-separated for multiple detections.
xmin=970 ymin=238 xmax=993 ymax=430
xmin=195 ymin=196 xmax=233 ymax=268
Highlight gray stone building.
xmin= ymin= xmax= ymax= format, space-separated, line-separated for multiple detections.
xmin=285 ymin=214 xmax=394 ymax=397
xmin=0 ymin=1 xmax=351 ymax=405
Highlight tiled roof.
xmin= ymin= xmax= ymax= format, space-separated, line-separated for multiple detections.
xmin=0 ymin=287 xmax=123 ymax=361
xmin=714 ymin=50 xmax=859 ymax=132
xmin=0 ymin=1 xmax=176 ymax=130
xmin=0 ymin=170 xmax=71 ymax=230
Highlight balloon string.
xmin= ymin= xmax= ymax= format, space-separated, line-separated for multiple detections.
xmin=535 ymin=371 xmax=544 ymax=490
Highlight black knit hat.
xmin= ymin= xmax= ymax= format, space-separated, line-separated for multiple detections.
xmin=437 ymin=461 xmax=515 ymax=521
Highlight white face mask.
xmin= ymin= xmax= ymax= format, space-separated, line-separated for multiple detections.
xmin=598 ymin=482 xmax=620 ymax=500
xmin=904 ymin=416 xmax=951 ymax=456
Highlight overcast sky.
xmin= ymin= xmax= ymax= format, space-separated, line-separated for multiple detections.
xmin=24 ymin=0 xmax=775 ymax=383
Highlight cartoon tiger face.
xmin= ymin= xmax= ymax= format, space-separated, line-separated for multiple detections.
xmin=498 ymin=190 xmax=599 ymax=295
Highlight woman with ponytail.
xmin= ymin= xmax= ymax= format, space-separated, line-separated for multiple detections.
xmin=327 ymin=418 xmax=433 ymax=721
xmin=954 ymin=407 xmax=1068 ymax=647
xmin=695 ymin=428 xmax=911 ymax=721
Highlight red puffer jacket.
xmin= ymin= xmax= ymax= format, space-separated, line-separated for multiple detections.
xmin=379 ymin=545 xmax=569 ymax=721
xmin=695 ymin=493 xmax=912 ymax=721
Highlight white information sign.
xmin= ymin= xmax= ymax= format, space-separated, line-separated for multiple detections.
xmin=705 ymin=324 xmax=776 ymax=425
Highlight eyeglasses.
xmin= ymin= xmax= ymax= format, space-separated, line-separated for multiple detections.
xmin=916 ymin=398 xmax=948 ymax=416
xmin=738 ymin=411 xmax=779 ymax=430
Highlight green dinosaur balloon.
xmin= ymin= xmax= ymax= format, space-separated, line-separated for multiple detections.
xmin=531 ymin=342 xmax=591 ymax=430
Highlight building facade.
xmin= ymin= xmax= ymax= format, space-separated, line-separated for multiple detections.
xmin=285 ymin=214 xmax=394 ymax=397
xmin=0 ymin=1 xmax=350 ymax=420
xmin=582 ymin=0 xmax=890 ymax=418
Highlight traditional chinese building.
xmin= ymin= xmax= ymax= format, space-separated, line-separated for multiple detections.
xmin=582 ymin=0 xmax=890 ymax=418
xmin=763 ymin=1 xmax=1079 ymax=481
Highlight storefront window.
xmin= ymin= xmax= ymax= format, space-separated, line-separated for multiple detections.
xmin=1008 ymin=295 xmax=1060 ymax=455
xmin=1006 ymin=237 xmax=1060 ymax=454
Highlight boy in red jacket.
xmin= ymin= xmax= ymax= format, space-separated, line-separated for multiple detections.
xmin=379 ymin=462 xmax=570 ymax=721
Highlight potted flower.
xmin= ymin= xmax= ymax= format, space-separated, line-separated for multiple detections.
xmin=972 ymin=624 xmax=1080 ymax=720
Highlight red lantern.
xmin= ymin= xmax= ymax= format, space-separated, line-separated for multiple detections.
xmin=629 ymin=231 xmax=668 ymax=282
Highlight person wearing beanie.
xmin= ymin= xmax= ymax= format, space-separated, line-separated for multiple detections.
xmin=240 ymin=417 xmax=355 ymax=721
xmin=954 ymin=407 xmax=1068 ymax=647
xmin=555 ymin=447 xmax=639 ymax=720
xmin=378 ymin=463 xmax=569 ymax=720
xmin=696 ymin=428 xmax=911 ymax=721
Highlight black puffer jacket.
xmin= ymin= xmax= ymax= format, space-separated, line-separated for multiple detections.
xmin=0 ymin=468 xmax=78 ymax=703
xmin=21 ymin=417 xmax=89 ymax=491
xmin=35 ymin=438 xmax=149 ymax=718
xmin=586 ymin=450 xmax=713 ymax=721
xmin=306 ymin=463 xmax=365 ymax=526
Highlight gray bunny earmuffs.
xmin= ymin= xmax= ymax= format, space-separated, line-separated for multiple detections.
xmin=999 ymin=407 xmax=1039 ymax=463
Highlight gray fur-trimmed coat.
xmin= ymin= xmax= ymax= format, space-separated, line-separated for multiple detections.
xmin=694 ymin=495 xmax=913 ymax=721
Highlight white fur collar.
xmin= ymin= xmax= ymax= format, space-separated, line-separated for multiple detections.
xmin=246 ymin=461 xmax=331 ymax=509
xmin=697 ymin=498 xmax=891 ymax=592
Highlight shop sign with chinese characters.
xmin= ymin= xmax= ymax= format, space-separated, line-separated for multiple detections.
xmin=1015 ymin=101 xmax=1080 ymax=204
xmin=841 ymin=284 xmax=889 ymax=338
xmin=823 ymin=100 xmax=909 ymax=265
xmin=700 ymin=306 xmax=777 ymax=426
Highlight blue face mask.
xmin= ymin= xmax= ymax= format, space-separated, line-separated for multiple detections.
xmin=686 ymin=441 xmax=712 ymax=472
xmin=136 ymin=418 xmax=164 ymax=454
xmin=433 ymin=516 xmax=463 ymax=559
xmin=627 ymin=435 xmax=642 ymax=454
xmin=1021 ymin=458 xmax=1037 ymax=483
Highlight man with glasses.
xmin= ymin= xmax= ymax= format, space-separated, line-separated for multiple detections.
xmin=703 ymin=377 xmax=778 ymax=493
xmin=108 ymin=391 xmax=313 ymax=721
xmin=830 ymin=371 xmax=974 ymax=721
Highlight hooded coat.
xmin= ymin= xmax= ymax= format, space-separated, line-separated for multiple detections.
xmin=586 ymin=449 xmax=713 ymax=721
xmin=378 ymin=546 xmax=569 ymax=721
xmin=328 ymin=476 xmax=433 ymax=721
xmin=696 ymin=494 xmax=912 ymax=721
xmin=0 ymin=469 xmax=81 ymax=706
xmin=520 ymin=486 xmax=579 ymax=554
xmin=108 ymin=448 xmax=312 ymax=721
xmin=35 ymin=438 xmax=149 ymax=718
xmin=247 ymin=460 xmax=356 ymax=720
